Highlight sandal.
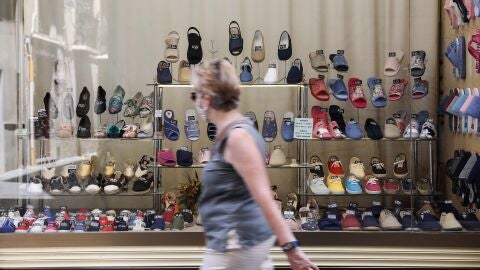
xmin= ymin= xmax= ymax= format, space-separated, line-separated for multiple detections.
xmin=262 ymin=111 xmax=277 ymax=142
xmin=348 ymin=78 xmax=367 ymax=109
xmin=228 ymin=21 xmax=243 ymax=56
xmin=163 ymin=109 xmax=180 ymax=141
xmin=137 ymin=115 xmax=153 ymax=138
xmin=187 ymin=27 xmax=203 ymax=65
xmin=411 ymin=78 xmax=429 ymax=99
xmin=165 ymin=31 xmax=180 ymax=63
xmin=388 ymin=79 xmax=408 ymax=101
xmin=367 ymin=77 xmax=387 ymax=108
xmin=123 ymin=92 xmax=143 ymax=118
xmin=139 ymin=92 xmax=154 ymax=118
xmin=309 ymin=77 xmax=329 ymax=101
xmin=108 ymin=85 xmax=126 ymax=114
xmin=122 ymin=124 xmax=139 ymax=138
xmin=93 ymin=124 xmax=107 ymax=138
xmin=107 ymin=120 xmax=126 ymax=138
xmin=184 ymin=109 xmax=200 ymax=141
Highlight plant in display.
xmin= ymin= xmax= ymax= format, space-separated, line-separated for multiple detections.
xmin=177 ymin=171 xmax=202 ymax=213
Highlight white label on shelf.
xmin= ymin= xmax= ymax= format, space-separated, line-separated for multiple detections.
xmin=372 ymin=201 xmax=381 ymax=206
xmin=15 ymin=129 xmax=27 ymax=136
xmin=293 ymin=118 xmax=313 ymax=139
xmin=66 ymin=164 xmax=77 ymax=174
xmin=155 ymin=110 xmax=163 ymax=117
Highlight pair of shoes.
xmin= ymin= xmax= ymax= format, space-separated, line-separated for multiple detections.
xmin=311 ymin=106 xmax=345 ymax=139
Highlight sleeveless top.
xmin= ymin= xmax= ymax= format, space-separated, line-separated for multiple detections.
xmin=198 ymin=118 xmax=273 ymax=252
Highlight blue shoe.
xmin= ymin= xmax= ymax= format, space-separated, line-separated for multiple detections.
xmin=151 ymin=215 xmax=165 ymax=231
xmin=281 ymin=112 xmax=295 ymax=142
xmin=345 ymin=119 xmax=363 ymax=140
xmin=345 ymin=175 xmax=362 ymax=194
xmin=0 ymin=217 xmax=16 ymax=233
xmin=73 ymin=221 xmax=86 ymax=232
xmin=361 ymin=211 xmax=381 ymax=231
xmin=43 ymin=206 xmax=55 ymax=223
xmin=115 ymin=220 xmax=129 ymax=231
xmin=239 ymin=57 xmax=253 ymax=82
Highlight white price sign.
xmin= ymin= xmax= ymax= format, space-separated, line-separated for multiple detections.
xmin=293 ymin=118 xmax=313 ymax=139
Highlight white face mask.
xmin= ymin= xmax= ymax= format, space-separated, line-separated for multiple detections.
xmin=195 ymin=97 xmax=208 ymax=121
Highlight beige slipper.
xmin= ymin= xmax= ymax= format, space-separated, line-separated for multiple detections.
xmin=309 ymin=50 xmax=328 ymax=72
xmin=165 ymin=31 xmax=180 ymax=63
xmin=178 ymin=60 xmax=192 ymax=82
xmin=269 ymin=145 xmax=287 ymax=167
xmin=251 ymin=30 xmax=265 ymax=63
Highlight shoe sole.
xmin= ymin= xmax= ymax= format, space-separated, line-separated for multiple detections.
xmin=403 ymin=190 xmax=417 ymax=195
xmin=393 ymin=173 xmax=408 ymax=179
xmin=343 ymin=227 xmax=361 ymax=231
xmin=365 ymin=190 xmax=382 ymax=195
xmin=362 ymin=227 xmax=381 ymax=231
xmin=346 ymin=188 xmax=363 ymax=195
xmin=381 ymin=226 xmax=402 ymax=231
xmin=383 ymin=188 xmax=399 ymax=194
xmin=329 ymin=190 xmax=345 ymax=195
xmin=418 ymin=189 xmax=433 ymax=195
xmin=132 ymin=186 xmax=152 ymax=195
xmin=373 ymin=173 xmax=387 ymax=178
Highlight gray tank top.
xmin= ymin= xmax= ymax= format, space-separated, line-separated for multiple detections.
xmin=198 ymin=118 xmax=273 ymax=252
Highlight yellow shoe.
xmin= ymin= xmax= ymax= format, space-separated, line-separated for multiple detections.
xmin=78 ymin=156 xmax=92 ymax=178
xmin=104 ymin=152 xmax=116 ymax=176
xmin=327 ymin=174 xmax=345 ymax=194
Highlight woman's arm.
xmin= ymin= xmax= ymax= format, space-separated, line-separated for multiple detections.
xmin=224 ymin=128 xmax=318 ymax=270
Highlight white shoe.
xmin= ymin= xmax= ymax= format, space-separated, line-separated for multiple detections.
xmin=263 ymin=60 xmax=278 ymax=84
xmin=29 ymin=218 xmax=46 ymax=233
xmin=419 ymin=119 xmax=436 ymax=139
xmin=403 ymin=119 xmax=419 ymax=138
xmin=41 ymin=166 xmax=55 ymax=180
xmin=308 ymin=168 xmax=329 ymax=195
xmin=137 ymin=115 xmax=153 ymax=138
xmin=27 ymin=177 xmax=44 ymax=195
xmin=132 ymin=218 xmax=146 ymax=231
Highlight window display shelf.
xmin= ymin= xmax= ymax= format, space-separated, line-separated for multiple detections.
xmin=297 ymin=192 xmax=442 ymax=197
xmin=146 ymin=83 xmax=305 ymax=88
xmin=149 ymin=164 xmax=314 ymax=169
xmin=18 ymin=137 xmax=160 ymax=142
xmin=303 ymin=137 xmax=439 ymax=142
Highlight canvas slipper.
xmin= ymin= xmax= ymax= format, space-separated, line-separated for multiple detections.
xmin=165 ymin=31 xmax=180 ymax=63
xmin=452 ymin=88 xmax=467 ymax=116
xmin=365 ymin=118 xmax=383 ymax=140
xmin=384 ymin=50 xmax=404 ymax=76
xmin=264 ymin=60 xmax=278 ymax=84
xmin=187 ymin=27 xmax=203 ymax=65
xmin=43 ymin=92 xmax=58 ymax=119
xmin=139 ymin=91 xmax=154 ymax=118
xmin=388 ymin=79 xmax=408 ymax=101
xmin=63 ymin=92 xmax=75 ymax=119
xmin=157 ymin=148 xmax=176 ymax=167
xmin=411 ymin=78 xmax=429 ymax=99
xmin=278 ymin=31 xmax=292 ymax=61
xmin=251 ymin=30 xmax=265 ymax=63
xmin=464 ymin=88 xmax=479 ymax=134
xmin=262 ymin=111 xmax=277 ymax=142
xmin=410 ymin=50 xmax=426 ymax=77
xmin=328 ymin=77 xmax=348 ymax=101
xmin=137 ymin=115 xmax=153 ymax=138
xmin=108 ymin=85 xmax=125 ymax=114
xmin=163 ymin=109 xmax=180 ymax=141
xmin=348 ymin=78 xmax=367 ymax=109
xmin=286 ymin=58 xmax=303 ymax=84
xmin=207 ymin=123 xmax=216 ymax=141
xmin=228 ymin=21 xmax=243 ymax=56
xmin=184 ymin=109 xmax=200 ymax=141
xmin=345 ymin=119 xmax=363 ymax=140
xmin=367 ymin=77 xmax=387 ymax=108
xmin=177 ymin=148 xmax=193 ymax=167
xmin=77 ymin=116 xmax=91 ymax=138
xmin=329 ymin=105 xmax=346 ymax=133
xmin=309 ymin=50 xmax=328 ymax=72
xmin=123 ymin=92 xmax=143 ymax=118
xmin=309 ymin=77 xmax=329 ymax=101
xmin=178 ymin=60 xmax=192 ymax=82
xmin=281 ymin=112 xmax=295 ymax=142
xmin=329 ymin=52 xmax=349 ymax=72
xmin=94 ymin=86 xmax=107 ymax=115
xmin=157 ymin=60 xmax=172 ymax=84
xmin=466 ymin=94 xmax=480 ymax=119
xmin=239 ymin=57 xmax=253 ymax=82
xmin=456 ymin=36 xmax=466 ymax=79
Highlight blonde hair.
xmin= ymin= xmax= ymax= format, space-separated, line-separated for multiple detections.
xmin=192 ymin=58 xmax=240 ymax=111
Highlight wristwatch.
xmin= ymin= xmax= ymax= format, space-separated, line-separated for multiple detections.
xmin=281 ymin=240 xmax=301 ymax=252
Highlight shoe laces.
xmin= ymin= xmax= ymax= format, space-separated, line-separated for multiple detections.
xmin=347 ymin=177 xmax=360 ymax=184
xmin=331 ymin=160 xmax=342 ymax=168
xmin=352 ymin=162 xmax=364 ymax=170
xmin=394 ymin=159 xmax=405 ymax=167
xmin=372 ymin=162 xmax=385 ymax=170
xmin=366 ymin=177 xmax=379 ymax=185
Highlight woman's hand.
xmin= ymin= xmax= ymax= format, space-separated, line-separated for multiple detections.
xmin=286 ymin=248 xmax=319 ymax=270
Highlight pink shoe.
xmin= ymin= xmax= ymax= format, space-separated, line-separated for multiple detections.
xmin=313 ymin=117 xmax=332 ymax=139
xmin=45 ymin=221 xmax=58 ymax=232
xmin=364 ymin=175 xmax=382 ymax=194
xmin=328 ymin=121 xmax=345 ymax=139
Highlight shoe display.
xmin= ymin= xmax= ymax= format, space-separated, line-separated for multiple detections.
xmin=363 ymin=175 xmax=382 ymax=195
xmin=349 ymin=157 xmax=365 ymax=179
xmin=393 ymin=153 xmax=408 ymax=179
xmin=379 ymin=209 xmax=402 ymax=231
xmin=327 ymin=155 xmax=345 ymax=176
xmin=370 ymin=157 xmax=387 ymax=178
xmin=440 ymin=212 xmax=463 ymax=231
xmin=326 ymin=174 xmax=345 ymax=195
xmin=345 ymin=175 xmax=363 ymax=195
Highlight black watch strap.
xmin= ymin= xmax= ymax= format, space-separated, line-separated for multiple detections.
xmin=281 ymin=240 xmax=301 ymax=252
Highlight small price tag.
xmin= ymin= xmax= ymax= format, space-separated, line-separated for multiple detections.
xmin=172 ymin=120 xmax=178 ymax=126
xmin=349 ymin=202 xmax=359 ymax=208
xmin=316 ymin=49 xmax=324 ymax=55
xmin=337 ymin=50 xmax=345 ymax=55
xmin=268 ymin=63 xmax=276 ymax=68
xmin=393 ymin=79 xmax=401 ymax=84
xmin=293 ymin=118 xmax=313 ymax=139
xmin=328 ymin=203 xmax=337 ymax=208
xmin=66 ymin=164 xmax=77 ymax=174
xmin=423 ymin=200 xmax=431 ymax=204
xmin=179 ymin=146 xmax=189 ymax=151
xmin=393 ymin=113 xmax=401 ymax=119
xmin=412 ymin=51 xmax=419 ymax=56
xmin=364 ymin=211 xmax=373 ymax=216
xmin=386 ymin=118 xmax=396 ymax=124
xmin=15 ymin=129 xmax=27 ymax=136
xmin=155 ymin=110 xmax=163 ymax=117
xmin=320 ymin=107 xmax=328 ymax=113
xmin=279 ymin=44 xmax=287 ymax=50
xmin=389 ymin=52 xmax=396 ymax=57
xmin=373 ymin=201 xmax=382 ymax=206
xmin=445 ymin=200 xmax=453 ymax=204
xmin=254 ymin=46 xmax=262 ymax=51
xmin=38 ymin=109 xmax=48 ymax=117
xmin=411 ymin=114 xmax=418 ymax=119
xmin=327 ymin=214 xmax=337 ymax=219
xmin=337 ymin=74 xmax=344 ymax=79
xmin=346 ymin=209 xmax=356 ymax=215
xmin=394 ymin=200 xmax=402 ymax=205
xmin=317 ymin=74 xmax=325 ymax=80
xmin=167 ymin=44 xmax=177 ymax=49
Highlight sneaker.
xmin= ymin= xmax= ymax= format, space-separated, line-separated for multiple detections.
xmin=416 ymin=201 xmax=438 ymax=218
xmin=366 ymin=202 xmax=384 ymax=219
xmin=135 ymin=155 xmax=153 ymax=178
xmin=379 ymin=209 xmax=402 ymax=230
xmin=370 ymin=157 xmax=387 ymax=178
xmin=349 ymin=157 xmax=365 ymax=178
xmin=144 ymin=210 xmax=156 ymax=229
xmin=384 ymin=117 xmax=401 ymax=139
xmin=403 ymin=118 xmax=420 ymax=138
xmin=326 ymin=174 xmax=345 ymax=194
xmin=43 ymin=206 xmax=55 ymax=223
xmin=66 ymin=173 xmax=81 ymax=194
xmin=317 ymin=203 xmax=342 ymax=231
xmin=181 ymin=209 xmax=194 ymax=227
xmin=73 ymin=221 xmax=87 ymax=232
xmin=419 ymin=119 xmax=436 ymax=139
xmin=341 ymin=210 xmax=361 ymax=231
xmin=98 ymin=214 xmax=109 ymax=227
xmin=460 ymin=209 xmax=480 ymax=231
xmin=115 ymin=220 xmax=128 ymax=231
xmin=402 ymin=178 xmax=417 ymax=194
xmin=85 ymin=174 xmax=102 ymax=195
xmin=58 ymin=219 xmax=72 ymax=232
xmin=308 ymin=166 xmax=329 ymax=195
xmin=345 ymin=175 xmax=363 ymax=194
xmin=418 ymin=210 xmax=442 ymax=231
xmin=364 ymin=175 xmax=382 ymax=194
xmin=440 ymin=212 xmax=463 ymax=231
xmin=327 ymin=155 xmax=345 ymax=176
xmin=87 ymin=220 xmax=100 ymax=232
xmin=44 ymin=221 xmax=58 ymax=232
xmin=151 ymin=215 xmax=166 ymax=231
xmin=393 ymin=153 xmax=408 ymax=179
xmin=104 ymin=171 xmax=126 ymax=195
xmin=29 ymin=218 xmax=45 ymax=233
xmin=417 ymin=177 xmax=433 ymax=195
xmin=132 ymin=171 xmax=154 ymax=194
xmin=132 ymin=217 xmax=146 ymax=231
xmin=361 ymin=211 xmax=381 ymax=231
xmin=383 ymin=178 xmax=400 ymax=194
xmin=301 ymin=217 xmax=319 ymax=231
xmin=0 ymin=216 xmax=16 ymax=233
xmin=23 ymin=205 xmax=36 ymax=226
xmin=15 ymin=221 xmax=29 ymax=233
xmin=102 ymin=223 xmax=114 ymax=232
xmin=27 ymin=176 xmax=44 ymax=194
xmin=49 ymin=176 xmax=64 ymax=194
xmin=399 ymin=211 xmax=420 ymax=231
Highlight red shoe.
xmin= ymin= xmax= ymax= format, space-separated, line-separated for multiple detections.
xmin=328 ymin=121 xmax=345 ymax=139
xmin=313 ymin=118 xmax=332 ymax=139
xmin=15 ymin=220 xmax=30 ymax=233
xmin=341 ymin=212 xmax=361 ymax=231
xmin=102 ymin=223 xmax=114 ymax=232
xmin=76 ymin=214 xmax=87 ymax=221
xmin=163 ymin=208 xmax=174 ymax=224
xmin=383 ymin=178 xmax=400 ymax=194
xmin=364 ymin=175 xmax=382 ymax=194
xmin=59 ymin=206 xmax=70 ymax=220
xmin=98 ymin=214 xmax=109 ymax=227
xmin=78 ymin=208 xmax=89 ymax=214
xmin=327 ymin=155 xmax=345 ymax=176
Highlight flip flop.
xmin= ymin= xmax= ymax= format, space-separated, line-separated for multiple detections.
xmin=163 ymin=109 xmax=180 ymax=141
xmin=187 ymin=27 xmax=203 ymax=65
xmin=228 ymin=21 xmax=243 ymax=56
xmin=384 ymin=50 xmax=404 ymax=77
xmin=411 ymin=79 xmax=429 ymax=99
xmin=207 ymin=123 xmax=216 ymax=141
xmin=278 ymin=31 xmax=292 ymax=61
xmin=328 ymin=77 xmax=349 ymax=101
xmin=244 ymin=111 xmax=258 ymax=130
xmin=165 ymin=31 xmax=180 ymax=63
xmin=348 ymin=78 xmax=367 ymax=109
xmin=184 ymin=109 xmax=200 ymax=141
xmin=281 ymin=112 xmax=295 ymax=142
xmin=157 ymin=60 xmax=172 ymax=84
xmin=108 ymin=85 xmax=125 ymax=114
xmin=309 ymin=77 xmax=329 ymax=101
xmin=367 ymin=77 xmax=387 ymax=108
xmin=388 ymin=79 xmax=408 ymax=101
xmin=262 ymin=111 xmax=277 ymax=142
